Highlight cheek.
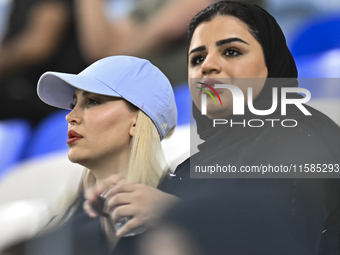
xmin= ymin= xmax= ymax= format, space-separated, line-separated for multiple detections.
xmin=252 ymin=62 xmax=267 ymax=78
xmin=87 ymin=110 xmax=129 ymax=137
xmin=236 ymin=52 xmax=267 ymax=78
xmin=249 ymin=52 xmax=268 ymax=78
xmin=188 ymin=65 xmax=202 ymax=79
xmin=235 ymin=79 xmax=266 ymax=103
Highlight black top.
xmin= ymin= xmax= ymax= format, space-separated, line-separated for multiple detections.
xmin=19 ymin=198 xmax=142 ymax=255
xmin=22 ymin=198 xmax=109 ymax=255
xmin=157 ymin=187 xmax=340 ymax=255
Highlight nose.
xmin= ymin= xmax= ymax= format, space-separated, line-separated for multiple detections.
xmin=201 ymin=54 xmax=222 ymax=76
xmin=65 ymin=106 xmax=82 ymax=125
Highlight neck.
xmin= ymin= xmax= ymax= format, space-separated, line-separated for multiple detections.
xmin=85 ymin=149 xmax=130 ymax=186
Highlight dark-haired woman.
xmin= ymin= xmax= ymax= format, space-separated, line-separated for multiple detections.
xmin=84 ymin=2 xmax=340 ymax=254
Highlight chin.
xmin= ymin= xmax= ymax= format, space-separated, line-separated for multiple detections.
xmin=68 ymin=151 xmax=86 ymax=165
xmin=203 ymin=102 xmax=230 ymax=117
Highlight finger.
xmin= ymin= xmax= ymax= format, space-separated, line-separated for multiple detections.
xmin=85 ymin=187 xmax=107 ymax=207
xmin=116 ymin=217 xmax=144 ymax=238
xmin=84 ymin=175 xmax=124 ymax=204
xmin=97 ymin=174 xmax=125 ymax=191
xmin=109 ymin=204 xmax=135 ymax=224
xmin=86 ymin=189 xmax=102 ymax=207
xmin=105 ymin=193 xmax=131 ymax=212
xmin=117 ymin=179 xmax=130 ymax=185
xmin=83 ymin=200 xmax=98 ymax=218
xmin=102 ymin=182 xmax=135 ymax=199
xmin=84 ymin=186 xmax=97 ymax=200
xmin=88 ymin=176 xmax=130 ymax=202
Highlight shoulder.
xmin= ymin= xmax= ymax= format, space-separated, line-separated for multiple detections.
xmin=158 ymin=158 xmax=190 ymax=195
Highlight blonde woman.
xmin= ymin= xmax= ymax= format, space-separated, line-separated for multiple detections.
xmin=3 ymin=55 xmax=177 ymax=255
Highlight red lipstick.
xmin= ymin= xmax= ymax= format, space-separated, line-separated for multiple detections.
xmin=67 ymin=130 xmax=83 ymax=145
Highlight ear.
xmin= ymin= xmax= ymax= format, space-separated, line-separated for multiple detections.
xmin=129 ymin=119 xmax=137 ymax=137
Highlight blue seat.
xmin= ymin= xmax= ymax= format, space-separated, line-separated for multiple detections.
xmin=290 ymin=12 xmax=340 ymax=58
xmin=294 ymin=49 xmax=340 ymax=78
xmin=25 ymin=110 xmax=70 ymax=159
xmin=288 ymin=13 xmax=340 ymax=78
xmin=0 ymin=119 xmax=31 ymax=178
xmin=173 ymin=83 xmax=191 ymax=126
xmin=267 ymin=1 xmax=320 ymax=40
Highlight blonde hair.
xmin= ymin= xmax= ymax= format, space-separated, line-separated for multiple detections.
xmin=81 ymin=109 xmax=174 ymax=191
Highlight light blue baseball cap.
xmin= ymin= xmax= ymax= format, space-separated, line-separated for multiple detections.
xmin=37 ymin=55 xmax=177 ymax=140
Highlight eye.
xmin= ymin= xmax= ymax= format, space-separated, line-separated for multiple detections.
xmin=190 ymin=55 xmax=205 ymax=67
xmin=87 ymin=98 xmax=100 ymax=106
xmin=224 ymin=48 xmax=241 ymax=57
xmin=70 ymin=103 xmax=75 ymax=109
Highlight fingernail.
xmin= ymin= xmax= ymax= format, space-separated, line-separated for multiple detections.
xmin=100 ymin=190 xmax=108 ymax=198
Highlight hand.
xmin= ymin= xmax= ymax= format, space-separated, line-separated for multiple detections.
xmin=83 ymin=175 xmax=181 ymax=237
xmin=83 ymin=174 xmax=124 ymax=218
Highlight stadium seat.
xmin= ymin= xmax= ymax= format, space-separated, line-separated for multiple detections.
xmin=24 ymin=110 xmax=70 ymax=159
xmin=173 ymin=82 xmax=191 ymax=125
xmin=288 ymin=12 xmax=340 ymax=78
xmin=289 ymin=12 xmax=340 ymax=58
xmin=0 ymin=119 xmax=31 ymax=178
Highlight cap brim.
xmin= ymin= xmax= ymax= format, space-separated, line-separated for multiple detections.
xmin=37 ymin=72 xmax=122 ymax=109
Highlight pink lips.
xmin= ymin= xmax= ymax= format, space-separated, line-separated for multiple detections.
xmin=199 ymin=78 xmax=225 ymax=94
xmin=201 ymin=78 xmax=224 ymax=88
xmin=67 ymin=130 xmax=83 ymax=145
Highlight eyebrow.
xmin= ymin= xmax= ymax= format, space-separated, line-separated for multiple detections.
xmin=216 ymin=37 xmax=249 ymax=46
xmin=188 ymin=46 xmax=206 ymax=56
xmin=188 ymin=37 xmax=249 ymax=56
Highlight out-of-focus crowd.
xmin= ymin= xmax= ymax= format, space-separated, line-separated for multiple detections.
xmin=0 ymin=0 xmax=339 ymax=125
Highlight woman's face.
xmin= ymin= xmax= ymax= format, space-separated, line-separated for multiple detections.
xmin=65 ymin=89 xmax=138 ymax=169
xmin=188 ymin=15 xmax=268 ymax=119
